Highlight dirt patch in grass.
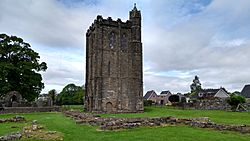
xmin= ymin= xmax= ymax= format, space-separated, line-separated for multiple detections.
xmin=22 ymin=124 xmax=63 ymax=140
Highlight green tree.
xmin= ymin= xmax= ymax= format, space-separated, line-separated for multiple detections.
xmin=56 ymin=83 xmax=84 ymax=105
xmin=189 ymin=76 xmax=202 ymax=98
xmin=48 ymin=89 xmax=57 ymax=105
xmin=143 ymin=100 xmax=153 ymax=106
xmin=0 ymin=34 xmax=47 ymax=101
xmin=190 ymin=75 xmax=202 ymax=93
xmin=227 ymin=93 xmax=246 ymax=110
xmin=232 ymin=91 xmax=241 ymax=95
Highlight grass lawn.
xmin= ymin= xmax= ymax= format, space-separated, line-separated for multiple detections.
xmin=0 ymin=106 xmax=250 ymax=141
xmin=61 ymin=105 xmax=84 ymax=112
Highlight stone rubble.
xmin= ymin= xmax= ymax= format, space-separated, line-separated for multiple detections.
xmin=64 ymin=110 xmax=250 ymax=133
xmin=0 ymin=116 xmax=25 ymax=123
xmin=0 ymin=118 xmax=62 ymax=141
xmin=0 ymin=133 xmax=22 ymax=141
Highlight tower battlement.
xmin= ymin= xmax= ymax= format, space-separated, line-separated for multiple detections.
xmin=86 ymin=16 xmax=132 ymax=36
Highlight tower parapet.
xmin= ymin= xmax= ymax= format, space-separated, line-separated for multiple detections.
xmin=86 ymin=16 xmax=132 ymax=37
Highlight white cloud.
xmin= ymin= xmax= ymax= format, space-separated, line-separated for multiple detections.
xmin=36 ymin=46 xmax=85 ymax=93
xmin=1 ymin=0 xmax=250 ymax=94
xmin=142 ymin=0 xmax=250 ymax=94
xmin=0 ymin=0 xmax=94 ymax=48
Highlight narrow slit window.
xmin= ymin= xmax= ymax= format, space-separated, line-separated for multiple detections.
xmin=108 ymin=61 xmax=111 ymax=76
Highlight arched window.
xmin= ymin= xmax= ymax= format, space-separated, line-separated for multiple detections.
xmin=121 ymin=33 xmax=128 ymax=50
xmin=11 ymin=95 xmax=17 ymax=102
xmin=109 ymin=32 xmax=116 ymax=49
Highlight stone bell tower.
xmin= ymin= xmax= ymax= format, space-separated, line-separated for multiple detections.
xmin=85 ymin=4 xmax=143 ymax=113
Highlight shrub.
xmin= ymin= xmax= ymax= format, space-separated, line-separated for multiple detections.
xmin=144 ymin=100 xmax=153 ymax=106
xmin=227 ymin=94 xmax=246 ymax=110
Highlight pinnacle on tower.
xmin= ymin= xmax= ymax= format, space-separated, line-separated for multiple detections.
xmin=130 ymin=3 xmax=141 ymax=19
xmin=133 ymin=3 xmax=137 ymax=11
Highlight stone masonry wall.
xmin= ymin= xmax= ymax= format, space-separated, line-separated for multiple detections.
xmin=64 ymin=110 xmax=250 ymax=133
xmin=0 ymin=107 xmax=61 ymax=114
xmin=182 ymin=99 xmax=231 ymax=110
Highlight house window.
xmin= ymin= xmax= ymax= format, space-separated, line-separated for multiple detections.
xmin=109 ymin=32 xmax=116 ymax=49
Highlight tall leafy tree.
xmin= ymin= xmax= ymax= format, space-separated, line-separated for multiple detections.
xmin=56 ymin=83 xmax=84 ymax=105
xmin=0 ymin=34 xmax=47 ymax=101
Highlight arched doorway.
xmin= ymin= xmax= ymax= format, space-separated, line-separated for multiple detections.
xmin=10 ymin=95 xmax=18 ymax=107
xmin=4 ymin=91 xmax=22 ymax=107
xmin=106 ymin=102 xmax=113 ymax=113
xmin=10 ymin=95 xmax=17 ymax=102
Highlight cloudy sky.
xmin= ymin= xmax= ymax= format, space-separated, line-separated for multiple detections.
xmin=1 ymin=0 xmax=250 ymax=94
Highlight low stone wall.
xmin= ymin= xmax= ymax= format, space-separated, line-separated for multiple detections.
xmin=0 ymin=107 xmax=61 ymax=114
xmin=242 ymin=103 xmax=250 ymax=110
xmin=64 ymin=110 xmax=250 ymax=133
xmin=182 ymin=99 xmax=231 ymax=110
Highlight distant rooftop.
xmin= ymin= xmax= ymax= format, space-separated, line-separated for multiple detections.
xmin=160 ymin=91 xmax=171 ymax=95
xmin=143 ymin=90 xmax=156 ymax=100
xmin=241 ymin=84 xmax=250 ymax=98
